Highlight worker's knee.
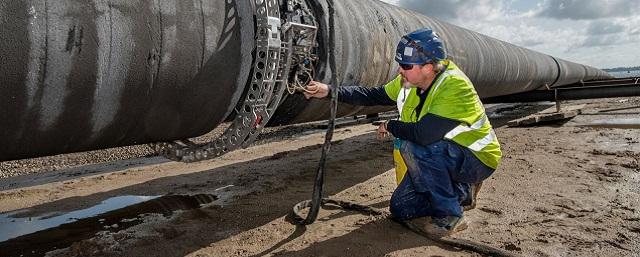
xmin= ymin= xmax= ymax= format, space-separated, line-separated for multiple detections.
xmin=390 ymin=194 xmax=435 ymax=220
xmin=390 ymin=195 xmax=417 ymax=221
xmin=390 ymin=183 xmax=433 ymax=220
xmin=389 ymin=197 xmax=406 ymax=220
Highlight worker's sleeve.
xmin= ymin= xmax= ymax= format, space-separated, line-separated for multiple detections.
xmin=386 ymin=114 xmax=459 ymax=146
xmin=333 ymin=85 xmax=396 ymax=106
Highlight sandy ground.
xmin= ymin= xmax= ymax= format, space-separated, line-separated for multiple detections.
xmin=0 ymin=98 xmax=639 ymax=257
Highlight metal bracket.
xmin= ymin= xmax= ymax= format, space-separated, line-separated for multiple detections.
xmin=154 ymin=0 xmax=318 ymax=162
xmin=554 ymin=88 xmax=561 ymax=112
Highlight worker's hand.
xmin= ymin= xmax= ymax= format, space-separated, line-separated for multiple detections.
xmin=377 ymin=121 xmax=390 ymax=140
xmin=303 ymin=81 xmax=330 ymax=99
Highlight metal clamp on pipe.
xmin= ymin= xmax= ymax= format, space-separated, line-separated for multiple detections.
xmin=154 ymin=0 xmax=318 ymax=162
xmin=283 ymin=21 xmax=319 ymax=94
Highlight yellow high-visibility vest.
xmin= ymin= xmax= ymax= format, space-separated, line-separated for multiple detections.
xmin=386 ymin=61 xmax=501 ymax=184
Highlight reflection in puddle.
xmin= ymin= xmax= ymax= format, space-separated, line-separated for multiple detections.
xmin=0 ymin=194 xmax=217 ymax=257
xmin=0 ymin=195 xmax=159 ymax=242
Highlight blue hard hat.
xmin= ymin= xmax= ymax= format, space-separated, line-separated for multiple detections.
xmin=395 ymin=28 xmax=447 ymax=65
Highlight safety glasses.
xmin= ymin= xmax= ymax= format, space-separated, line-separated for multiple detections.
xmin=400 ymin=63 xmax=431 ymax=70
xmin=399 ymin=63 xmax=414 ymax=70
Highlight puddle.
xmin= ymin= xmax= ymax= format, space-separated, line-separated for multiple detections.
xmin=0 ymin=194 xmax=217 ymax=257
xmin=0 ymin=195 xmax=160 ymax=241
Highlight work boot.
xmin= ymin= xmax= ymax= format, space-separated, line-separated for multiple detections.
xmin=405 ymin=215 xmax=468 ymax=238
xmin=405 ymin=216 xmax=433 ymax=229
xmin=423 ymin=215 xmax=468 ymax=238
xmin=462 ymin=182 xmax=483 ymax=211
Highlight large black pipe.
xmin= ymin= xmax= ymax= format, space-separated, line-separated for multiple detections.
xmin=269 ymin=0 xmax=611 ymax=125
xmin=482 ymin=85 xmax=640 ymax=104
xmin=0 ymin=0 xmax=254 ymax=161
xmin=0 ymin=0 xmax=611 ymax=162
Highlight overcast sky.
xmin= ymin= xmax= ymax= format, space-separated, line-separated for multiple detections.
xmin=380 ymin=0 xmax=640 ymax=69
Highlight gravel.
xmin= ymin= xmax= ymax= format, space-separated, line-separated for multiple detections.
xmin=0 ymin=121 xmax=330 ymax=179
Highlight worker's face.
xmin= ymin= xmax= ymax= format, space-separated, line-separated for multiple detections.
xmin=398 ymin=63 xmax=435 ymax=87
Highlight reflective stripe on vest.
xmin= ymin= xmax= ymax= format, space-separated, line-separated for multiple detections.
xmin=468 ymin=129 xmax=497 ymax=152
xmin=396 ymin=87 xmax=410 ymax=114
xmin=444 ymin=114 xmax=487 ymax=139
xmin=444 ymin=114 xmax=496 ymax=151
xmin=425 ymin=74 xmax=448 ymax=113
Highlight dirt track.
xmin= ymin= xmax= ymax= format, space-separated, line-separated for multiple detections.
xmin=1 ymin=98 xmax=639 ymax=257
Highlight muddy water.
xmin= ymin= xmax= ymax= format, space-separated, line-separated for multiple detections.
xmin=0 ymin=195 xmax=159 ymax=242
xmin=0 ymin=194 xmax=217 ymax=257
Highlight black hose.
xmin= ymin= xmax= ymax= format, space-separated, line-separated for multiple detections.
xmin=292 ymin=198 xmax=522 ymax=257
xmin=290 ymin=1 xmax=522 ymax=256
xmin=294 ymin=0 xmax=340 ymax=225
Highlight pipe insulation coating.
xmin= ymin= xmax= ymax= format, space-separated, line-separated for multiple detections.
xmin=0 ymin=0 xmax=611 ymax=162
xmin=0 ymin=0 xmax=254 ymax=161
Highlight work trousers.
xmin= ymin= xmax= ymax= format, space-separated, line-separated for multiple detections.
xmin=389 ymin=139 xmax=494 ymax=220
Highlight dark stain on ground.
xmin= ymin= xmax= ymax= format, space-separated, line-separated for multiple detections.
xmin=0 ymin=194 xmax=217 ymax=257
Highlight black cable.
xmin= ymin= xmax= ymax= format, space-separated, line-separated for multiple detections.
xmin=292 ymin=198 xmax=521 ymax=257
xmin=294 ymin=0 xmax=339 ymax=225
xmin=289 ymin=1 xmax=522 ymax=256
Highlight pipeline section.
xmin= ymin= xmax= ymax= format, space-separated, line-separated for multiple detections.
xmin=0 ymin=0 xmax=254 ymax=161
xmin=269 ymin=0 xmax=611 ymax=125
xmin=0 ymin=0 xmax=612 ymax=162
xmin=482 ymin=84 xmax=640 ymax=104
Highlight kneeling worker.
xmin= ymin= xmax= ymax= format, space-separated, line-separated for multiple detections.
xmin=304 ymin=28 xmax=502 ymax=237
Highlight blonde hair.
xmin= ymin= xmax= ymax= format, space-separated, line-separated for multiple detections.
xmin=432 ymin=59 xmax=449 ymax=73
